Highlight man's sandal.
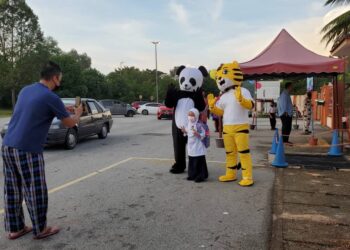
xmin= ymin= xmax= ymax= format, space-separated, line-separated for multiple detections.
xmin=34 ymin=226 xmax=60 ymax=240
xmin=8 ymin=226 xmax=33 ymax=240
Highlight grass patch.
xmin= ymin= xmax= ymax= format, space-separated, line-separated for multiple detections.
xmin=0 ymin=109 xmax=12 ymax=117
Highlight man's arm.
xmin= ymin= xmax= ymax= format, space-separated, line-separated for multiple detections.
xmin=61 ymin=105 xmax=83 ymax=128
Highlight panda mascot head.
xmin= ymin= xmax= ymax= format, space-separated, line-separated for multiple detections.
xmin=176 ymin=66 xmax=209 ymax=92
xmin=209 ymin=61 xmax=243 ymax=92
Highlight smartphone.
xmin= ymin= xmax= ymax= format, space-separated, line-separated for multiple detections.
xmin=75 ymin=96 xmax=81 ymax=108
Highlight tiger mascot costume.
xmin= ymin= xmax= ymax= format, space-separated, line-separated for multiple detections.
xmin=207 ymin=61 xmax=254 ymax=186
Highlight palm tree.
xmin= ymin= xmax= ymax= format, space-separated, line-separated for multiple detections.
xmin=325 ymin=0 xmax=350 ymax=5
xmin=321 ymin=1 xmax=350 ymax=46
xmin=321 ymin=11 xmax=350 ymax=46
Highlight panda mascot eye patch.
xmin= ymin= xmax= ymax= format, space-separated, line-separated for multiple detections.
xmin=190 ymin=78 xmax=196 ymax=86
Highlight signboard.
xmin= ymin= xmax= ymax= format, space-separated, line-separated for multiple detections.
xmin=307 ymin=77 xmax=313 ymax=91
xmin=256 ymin=81 xmax=281 ymax=100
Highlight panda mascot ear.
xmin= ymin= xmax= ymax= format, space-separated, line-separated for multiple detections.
xmin=176 ymin=65 xmax=186 ymax=76
xmin=198 ymin=66 xmax=209 ymax=77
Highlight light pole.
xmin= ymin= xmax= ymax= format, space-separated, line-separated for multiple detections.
xmin=151 ymin=41 xmax=160 ymax=103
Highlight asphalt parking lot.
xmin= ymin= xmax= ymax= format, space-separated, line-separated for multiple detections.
xmin=0 ymin=115 xmax=274 ymax=250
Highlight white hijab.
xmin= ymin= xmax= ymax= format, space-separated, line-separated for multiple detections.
xmin=188 ymin=108 xmax=200 ymax=131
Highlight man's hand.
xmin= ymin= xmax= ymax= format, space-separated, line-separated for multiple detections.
xmin=75 ymin=104 xmax=83 ymax=117
xmin=180 ymin=126 xmax=186 ymax=134
xmin=62 ymin=104 xmax=83 ymax=128
xmin=207 ymin=93 xmax=216 ymax=108
xmin=234 ymin=86 xmax=242 ymax=102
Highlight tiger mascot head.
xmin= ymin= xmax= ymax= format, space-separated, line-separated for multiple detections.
xmin=209 ymin=61 xmax=243 ymax=92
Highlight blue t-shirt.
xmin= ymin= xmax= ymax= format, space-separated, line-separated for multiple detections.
xmin=3 ymin=83 xmax=70 ymax=153
xmin=277 ymin=90 xmax=293 ymax=117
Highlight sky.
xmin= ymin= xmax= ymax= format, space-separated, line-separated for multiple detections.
xmin=27 ymin=0 xmax=350 ymax=74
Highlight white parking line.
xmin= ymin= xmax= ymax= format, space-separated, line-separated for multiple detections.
xmin=132 ymin=157 xmax=266 ymax=167
xmin=0 ymin=156 xmax=266 ymax=215
xmin=0 ymin=157 xmax=134 ymax=215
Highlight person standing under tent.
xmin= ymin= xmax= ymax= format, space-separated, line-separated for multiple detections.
xmin=268 ymin=101 xmax=277 ymax=130
xmin=277 ymin=82 xmax=293 ymax=145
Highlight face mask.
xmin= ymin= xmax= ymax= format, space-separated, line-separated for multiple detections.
xmin=53 ymin=84 xmax=60 ymax=91
xmin=188 ymin=116 xmax=196 ymax=123
xmin=53 ymin=75 xmax=62 ymax=91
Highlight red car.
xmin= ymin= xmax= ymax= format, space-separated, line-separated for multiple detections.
xmin=157 ymin=105 xmax=174 ymax=120
xmin=131 ymin=101 xmax=148 ymax=110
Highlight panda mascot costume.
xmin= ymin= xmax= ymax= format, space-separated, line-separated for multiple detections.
xmin=207 ymin=61 xmax=254 ymax=186
xmin=165 ymin=65 xmax=208 ymax=174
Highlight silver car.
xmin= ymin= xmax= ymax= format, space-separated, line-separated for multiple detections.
xmin=99 ymin=99 xmax=136 ymax=117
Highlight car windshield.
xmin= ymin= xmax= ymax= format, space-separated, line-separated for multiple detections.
xmin=62 ymin=99 xmax=75 ymax=114
xmin=62 ymin=99 xmax=75 ymax=106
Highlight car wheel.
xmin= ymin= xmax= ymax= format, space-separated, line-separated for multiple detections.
xmin=126 ymin=110 xmax=134 ymax=117
xmin=98 ymin=124 xmax=108 ymax=139
xmin=157 ymin=116 xmax=161 ymax=120
xmin=65 ymin=129 xmax=78 ymax=150
xmin=142 ymin=110 xmax=148 ymax=115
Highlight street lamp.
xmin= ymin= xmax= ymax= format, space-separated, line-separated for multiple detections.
xmin=151 ymin=41 xmax=160 ymax=103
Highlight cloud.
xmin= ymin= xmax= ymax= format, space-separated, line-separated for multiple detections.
xmin=26 ymin=0 xmax=345 ymax=75
xmin=169 ymin=1 xmax=189 ymax=26
xmin=211 ymin=0 xmax=224 ymax=21
xmin=309 ymin=2 xmax=324 ymax=13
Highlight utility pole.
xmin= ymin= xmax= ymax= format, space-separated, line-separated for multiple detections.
xmin=151 ymin=41 xmax=160 ymax=103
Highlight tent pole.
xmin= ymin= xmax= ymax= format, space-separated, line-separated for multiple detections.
xmin=311 ymin=76 xmax=316 ymax=137
xmin=255 ymin=79 xmax=258 ymax=130
xmin=333 ymin=75 xmax=339 ymax=130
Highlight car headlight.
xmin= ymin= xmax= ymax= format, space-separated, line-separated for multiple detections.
xmin=50 ymin=124 xmax=61 ymax=130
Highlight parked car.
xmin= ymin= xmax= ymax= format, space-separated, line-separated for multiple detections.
xmin=99 ymin=99 xmax=136 ymax=117
xmin=157 ymin=105 xmax=174 ymax=120
xmin=131 ymin=101 xmax=148 ymax=110
xmin=1 ymin=98 xmax=113 ymax=150
xmin=138 ymin=102 xmax=162 ymax=115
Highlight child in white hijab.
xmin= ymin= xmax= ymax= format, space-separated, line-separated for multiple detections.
xmin=181 ymin=108 xmax=208 ymax=182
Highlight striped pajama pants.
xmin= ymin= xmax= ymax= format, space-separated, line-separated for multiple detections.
xmin=1 ymin=146 xmax=48 ymax=235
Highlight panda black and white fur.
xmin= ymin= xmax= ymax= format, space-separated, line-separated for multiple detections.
xmin=165 ymin=65 xmax=208 ymax=174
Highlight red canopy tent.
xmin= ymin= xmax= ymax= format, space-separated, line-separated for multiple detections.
xmin=240 ymin=29 xmax=346 ymax=129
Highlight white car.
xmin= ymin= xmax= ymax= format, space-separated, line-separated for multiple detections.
xmin=139 ymin=102 xmax=162 ymax=115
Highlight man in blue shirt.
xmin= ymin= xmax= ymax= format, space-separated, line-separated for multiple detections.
xmin=278 ymin=82 xmax=293 ymax=144
xmin=2 ymin=61 xmax=83 ymax=240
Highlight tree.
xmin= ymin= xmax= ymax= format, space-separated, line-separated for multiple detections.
xmin=67 ymin=49 xmax=91 ymax=70
xmin=325 ymin=0 xmax=350 ymax=5
xmin=0 ymin=0 xmax=43 ymax=108
xmin=51 ymin=53 xmax=86 ymax=97
xmin=81 ymin=68 xmax=106 ymax=99
xmin=321 ymin=0 xmax=350 ymax=46
xmin=321 ymin=11 xmax=350 ymax=46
